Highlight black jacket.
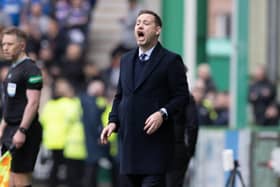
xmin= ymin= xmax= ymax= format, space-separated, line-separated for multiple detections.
xmin=109 ymin=42 xmax=189 ymax=174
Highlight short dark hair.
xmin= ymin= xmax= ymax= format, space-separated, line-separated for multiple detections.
xmin=1 ymin=27 xmax=28 ymax=43
xmin=138 ymin=10 xmax=162 ymax=27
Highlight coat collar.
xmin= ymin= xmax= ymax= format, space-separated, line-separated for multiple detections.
xmin=125 ymin=42 xmax=165 ymax=91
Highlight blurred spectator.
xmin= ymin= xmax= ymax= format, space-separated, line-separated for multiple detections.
xmin=40 ymin=78 xmax=77 ymax=187
xmin=80 ymin=79 xmax=109 ymax=187
xmin=30 ymin=0 xmax=53 ymax=15
xmin=166 ymin=94 xmax=199 ymax=187
xmin=60 ymin=43 xmax=86 ymax=93
xmin=54 ymin=0 xmax=70 ymax=28
xmin=248 ymin=65 xmax=276 ymax=125
xmin=63 ymin=95 xmax=85 ymax=187
xmin=38 ymin=65 xmax=53 ymax=113
xmin=0 ymin=11 xmax=12 ymax=28
xmin=66 ymin=0 xmax=91 ymax=35
xmin=192 ymin=84 xmax=217 ymax=126
xmin=118 ymin=0 xmax=141 ymax=50
xmin=197 ymin=63 xmax=217 ymax=95
xmin=27 ymin=1 xmax=51 ymax=35
xmin=214 ymin=91 xmax=229 ymax=126
xmin=40 ymin=18 xmax=67 ymax=67
xmin=0 ymin=64 xmax=9 ymax=119
xmin=83 ymin=62 xmax=101 ymax=82
xmin=103 ymin=46 xmax=129 ymax=89
xmin=263 ymin=103 xmax=279 ymax=126
xmin=20 ymin=22 xmax=42 ymax=59
xmin=0 ymin=0 xmax=28 ymax=26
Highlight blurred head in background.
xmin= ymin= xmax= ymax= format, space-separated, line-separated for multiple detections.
xmin=87 ymin=79 xmax=105 ymax=97
xmin=53 ymin=78 xmax=75 ymax=98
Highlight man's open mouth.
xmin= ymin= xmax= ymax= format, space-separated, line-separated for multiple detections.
xmin=137 ymin=31 xmax=145 ymax=37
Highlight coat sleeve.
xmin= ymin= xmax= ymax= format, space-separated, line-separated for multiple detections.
xmin=165 ymin=54 xmax=190 ymax=117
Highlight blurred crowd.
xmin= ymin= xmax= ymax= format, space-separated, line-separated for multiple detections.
xmin=0 ymin=0 xmax=279 ymax=186
xmin=192 ymin=63 xmax=279 ymax=127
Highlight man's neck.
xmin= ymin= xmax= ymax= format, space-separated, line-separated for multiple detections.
xmin=140 ymin=41 xmax=158 ymax=53
xmin=14 ymin=53 xmax=27 ymax=64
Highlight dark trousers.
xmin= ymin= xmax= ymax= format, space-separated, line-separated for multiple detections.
xmin=123 ymin=174 xmax=165 ymax=187
xmin=83 ymin=163 xmax=98 ymax=187
xmin=165 ymin=144 xmax=191 ymax=187
xmin=66 ymin=159 xmax=84 ymax=187
xmin=49 ymin=150 xmax=65 ymax=187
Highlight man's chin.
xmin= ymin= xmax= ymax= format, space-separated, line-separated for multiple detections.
xmin=2 ymin=58 xmax=13 ymax=63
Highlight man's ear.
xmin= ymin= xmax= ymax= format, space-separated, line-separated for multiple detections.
xmin=156 ymin=26 xmax=161 ymax=36
xmin=20 ymin=42 xmax=26 ymax=51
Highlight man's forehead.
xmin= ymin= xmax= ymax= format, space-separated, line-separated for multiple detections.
xmin=2 ymin=34 xmax=20 ymax=42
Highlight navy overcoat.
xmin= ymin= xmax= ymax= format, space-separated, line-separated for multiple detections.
xmin=109 ymin=42 xmax=189 ymax=174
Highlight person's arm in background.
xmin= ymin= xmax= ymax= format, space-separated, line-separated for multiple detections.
xmin=185 ymin=95 xmax=199 ymax=157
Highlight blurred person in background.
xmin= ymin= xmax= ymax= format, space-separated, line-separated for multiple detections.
xmin=117 ymin=0 xmax=142 ymax=50
xmin=0 ymin=44 xmax=9 ymax=119
xmin=27 ymin=1 xmax=51 ymax=36
xmin=110 ymin=0 xmax=141 ymax=60
xmin=83 ymin=62 xmax=101 ymax=82
xmin=66 ymin=0 xmax=91 ymax=35
xmin=80 ymin=78 xmax=109 ymax=187
xmin=197 ymin=63 xmax=217 ymax=95
xmin=214 ymin=91 xmax=229 ymax=126
xmin=62 ymin=86 xmax=85 ymax=187
xmin=54 ymin=0 xmax=70 ymax=28
xmin=165 ymin=94 xmax=199 ymax=187
xmin=59 ymin=43 xmax=86 ymax=93
xmin=192 ymin=82 xmax=217 ymax=126
xmin=40 ymin=18 xmax=68 ymax=75
xmin=0 ymin=64 xmax=9 ymax=119
xmin=0 ymin=10 xmax=12 ymax=28
xmin=0 ymin=0 xmax=28 ymax=26
xmin=40 ymin=78 xmax=77 ymax=187
xmin=248 ymin=65 xmax=276 ymax=125
xmin=29 ymin=0 xmax=53 ymax=16
xmin=103 ymin=46 xmax=129 ymax=90
xmin=19 ymin=22 xmax=42 ymax=60
xmin=263 ymin=102 xmax=279 ymax=126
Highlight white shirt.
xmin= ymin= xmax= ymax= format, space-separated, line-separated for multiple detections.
xmin=138 ymin=45 xmax=156 ymax=61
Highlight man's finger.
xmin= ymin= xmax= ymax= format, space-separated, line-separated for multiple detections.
xmin=145 ymin=116 xmax=152 ymax=125
xmin=144 ymin=121 xmax=152 ymax=131
xmin=146 ymin=124 xmax=155 ymax=135
xmin=107 ymin=128 xmax=113 ymax=137
xmin=100 ymin=129 xmax=108 ymax=144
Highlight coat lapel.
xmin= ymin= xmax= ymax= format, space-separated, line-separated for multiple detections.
xmin=124 ymin=49 xmax=137 ymax=92
xmin=134 ymin=43 xmax=164 ymax=91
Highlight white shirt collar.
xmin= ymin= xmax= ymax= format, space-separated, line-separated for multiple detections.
xmin=138 ymin=45 xmax=156 ymax=60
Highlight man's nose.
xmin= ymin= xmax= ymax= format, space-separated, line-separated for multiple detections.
xmin=2 ymin=45 xmax=8 ymax=51
xmin=137 ymin=23 xmax=144 ymax=28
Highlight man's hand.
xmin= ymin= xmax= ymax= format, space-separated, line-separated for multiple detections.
xmin=13 ymin=130 xmax=26 ymax=148
xmin=144 ymin=111 xmax=163 ymax=135
xmin=100 ymin=122 xmax=117 ymax=144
